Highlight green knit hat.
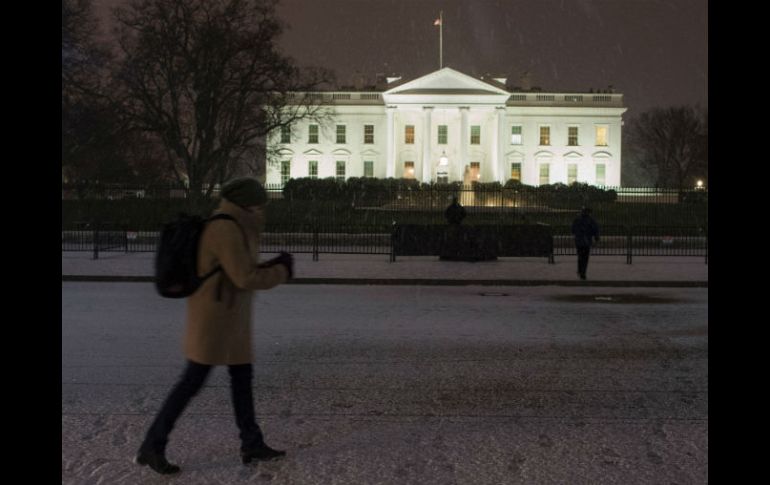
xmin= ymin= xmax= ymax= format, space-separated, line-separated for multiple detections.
xmin=220 ymin=177 xmax=268 ymax=207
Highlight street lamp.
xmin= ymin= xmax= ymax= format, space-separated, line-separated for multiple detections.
xmin=696 ymin=180 xmax=704 ymax=190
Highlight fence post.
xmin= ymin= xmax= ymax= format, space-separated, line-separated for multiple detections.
xmin=124 ymin=225 xmax=129 ymax=253
xmin=92 ymin=222 xmax=99 ymax=260
xmin=390 ymin=223 xmax=396 ymax=262
xmin=705 ymin=232 xmax=708 ymax=265
xmin=312 ymin=224 xmax=319 ymax=262
xmin=626 ymin=226 xmax=633 ymax=264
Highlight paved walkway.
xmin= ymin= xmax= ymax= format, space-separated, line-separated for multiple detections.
xmin=62 ymin=252 xmax=707 ymax=287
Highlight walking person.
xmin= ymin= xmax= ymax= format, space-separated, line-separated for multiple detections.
xmin=135 ymin=177 xmax=294 ymax=475
xmin=571 ymin=206 xmax=600 ymax=280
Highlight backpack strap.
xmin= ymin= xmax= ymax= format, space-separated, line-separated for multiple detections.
xmin=204 ymin=213 xmax=247 ymax=302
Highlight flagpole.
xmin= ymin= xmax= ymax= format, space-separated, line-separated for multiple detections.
xmin=439 ymin=10 xmax=443 ymax=69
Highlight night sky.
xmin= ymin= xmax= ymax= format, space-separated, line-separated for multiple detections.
xmin=94 ymin=0 xmax=707 ymax=116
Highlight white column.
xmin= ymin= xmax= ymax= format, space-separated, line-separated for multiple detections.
xmin=495 ymin=107 xmax=506 ymax=183
xmin=459 ymin=106 xmax=469 ymax=182
xmin=386 ymin=106 xmax=395 ymax=178
xmin=422 ymin=106 xmax=433 ymax=182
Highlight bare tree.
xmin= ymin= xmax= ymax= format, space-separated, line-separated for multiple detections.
xmin=64 ymin=0 xmax=153 ymax=194
xmin=113 ymin=0 xmax=332 ymax=204
xmin=624 ymin=105 xmax=708 ymax=193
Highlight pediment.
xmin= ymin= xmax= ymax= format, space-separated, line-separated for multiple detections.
xmin=505 ymin=150 xmax=525 ymax=159
xmin=384 ymin=67 xmax=509 ymax=96
xmin=361 ymin=149 xmax=380 ymax=156
xmin=332 ymin=148 xmax=352 ymax=156
xmin=592 ymin=151 xmax=612 ymax=158
xmin=303 ymin=148 xmax=323 ymax=156
xmin=563 ymin=151 xmax=584 ymax=158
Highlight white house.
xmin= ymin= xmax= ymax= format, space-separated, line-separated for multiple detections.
xmin=266 ymin=67 xmax=626 ymax=187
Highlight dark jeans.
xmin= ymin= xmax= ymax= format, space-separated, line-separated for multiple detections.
xmin=140 ymin=360 xmax=264 ymax=454
xmin=577 ymin=246 xmax=591 ymax=276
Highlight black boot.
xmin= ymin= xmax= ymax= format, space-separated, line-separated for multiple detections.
xmin=134 ymin=450 xmax=181 ymax=475
xmin=241 ymin=444 xmax=286 ymax=464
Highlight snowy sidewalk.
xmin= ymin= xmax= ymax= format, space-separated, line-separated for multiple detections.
xmin=62 ymin=252 xmax=707 ymax=286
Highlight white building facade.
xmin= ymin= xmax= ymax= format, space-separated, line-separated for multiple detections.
xmin=266 ymin=68 xmax=626 ymax=187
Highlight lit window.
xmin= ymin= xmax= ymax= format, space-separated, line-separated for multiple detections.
xmin=510 ymin=163 xmax=521 ymax=181
xmin=405 ymin=125 xmax=415 ymax=144
xmin=596 ymin=125 xmax=608 ymax=146
xmin=470 ymin=161 xmax=481 ymax=180
xmin=404 ymin=161 xmax=415 ymax=179
xmin=539 ymin=126 xmax=550 ymax=145
xmin=511 ymin=125 xmax=522 ymax=145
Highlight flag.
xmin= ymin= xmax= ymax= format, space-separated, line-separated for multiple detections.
xmin=434 ymin=18 xmax=441 ymax=26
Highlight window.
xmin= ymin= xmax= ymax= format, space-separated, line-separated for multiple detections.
xmin=471 ymin=125 xmax=480 ymax=145
xmin=511 ymin=125 xmax=522 ymax=145
xmin=308 ymin=124 xmax=319 ymax=144
xmin=308 ymin=160 xmax=318 ymax=179
xmin=364 ymin=160 xmax=373 ymax=178
xmin=510 ymin=163 xmax=521 ymax=181
xmin=336 ymin=125 xmax=346 ymax=144
xmin=336 ymin=161 xmax=346 ymax=181
xmin=364 ymin=125 xmax=374 ymax=144
xmin=438 ymin=125 xmax=448 ymax=144
xmin=539 ymin=164 xmax=550 ymax=185
xmin=280 ymin=125 xmax=291 ymax=144
xmin=539 ymin=126 xmax=550 ymax=145
xmin=595 ymin=125 xmax=608 ymax=146
xmin=280 ymin=161 xmax=291 ymax=185
xmin=568 ymin=164 xmax=578 ymax=184
xmin=596 ymin=164 xmax=606 ymax=185
xmin=568 ymin=126 xmax=579 ymax=146
xmin=404 ymin=161 xmax=415 ymax=179
xmin=405 ymin=125 xmax=415 ymax=144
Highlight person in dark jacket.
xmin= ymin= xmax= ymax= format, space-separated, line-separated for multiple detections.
xmin=445 ymin=196 xmax=466 ymax=225
xmin=135 ymin=177 xmax=294 ymax=475
xmin=571 ymin=207 xmax=600 ymax=280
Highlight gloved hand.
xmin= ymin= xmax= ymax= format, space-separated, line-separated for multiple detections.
xmin=258 ymin=251 xmax=294 ymax=279
xmin=274 ymin=251 xmax=294 ymax=279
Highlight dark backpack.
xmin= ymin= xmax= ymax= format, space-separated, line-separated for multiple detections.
xmin=154 ymin=213 xmax=237 ymax=298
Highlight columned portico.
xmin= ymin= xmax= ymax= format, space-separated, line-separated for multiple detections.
xmin=386 ymin=106 xmax=395 ymax=178
xmin=422 ymin=106 xmax=433 ymax=182
xmin=495 ymin=106 xmax=506 ymax=183
xmin=459 ymin=106 xmax=469 ymax=181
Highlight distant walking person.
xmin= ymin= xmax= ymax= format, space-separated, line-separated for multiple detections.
xmin=571 ymin=207 xmax=600 ymax=280
xmin=135 ymin=177 xmax=294 ymax=475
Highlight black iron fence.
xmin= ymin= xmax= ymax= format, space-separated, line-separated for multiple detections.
xmin=62 ymin=224 xmax=707 ymax=263
xmin=63 ymin=184 xmax=707 ymax=230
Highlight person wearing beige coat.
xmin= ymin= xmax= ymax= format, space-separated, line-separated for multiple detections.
xmin=135 ymin=177 xmax=293 ymax=475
